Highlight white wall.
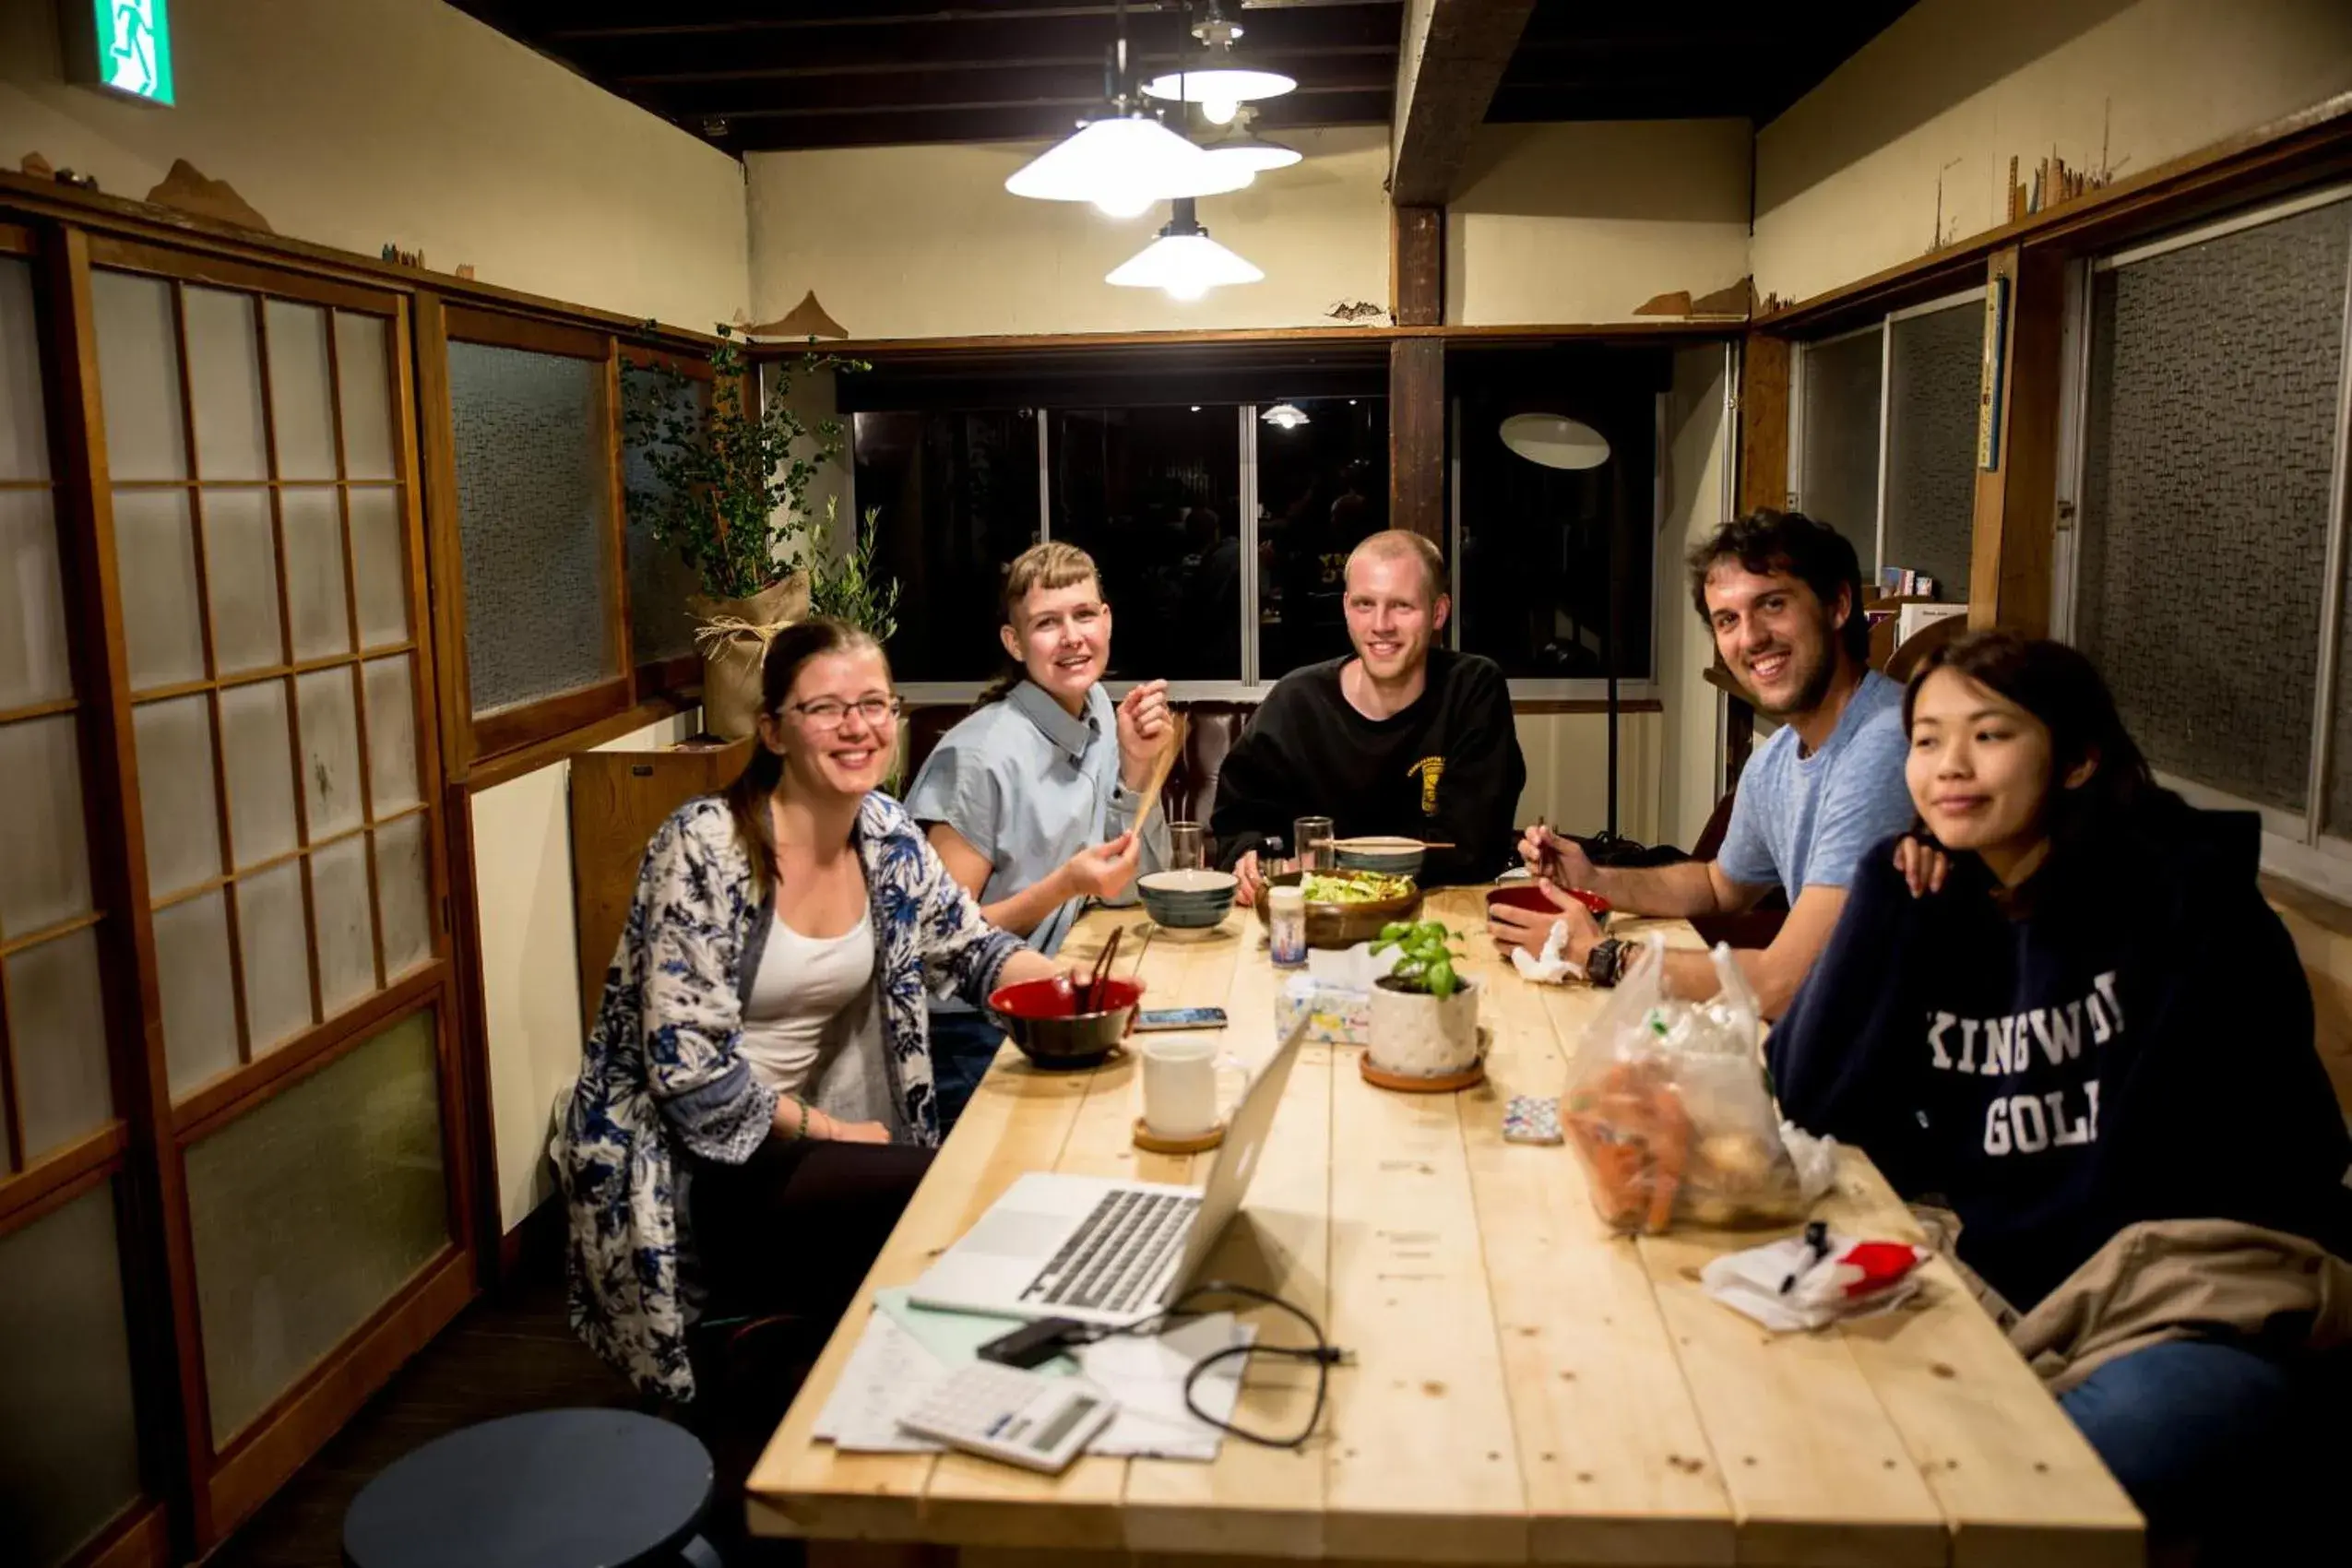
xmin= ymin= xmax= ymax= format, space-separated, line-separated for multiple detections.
xmin=1515 ymin=710 xmax=1661 ymax=849
xmin=1446 ymin=121 xmax=1754 ymax=325
xmin=1656 ymin=346 xmax=1732 ymax=851
xmin=744 ymin=127 xmax=1392 ymax=339
xmin=1753 ymin=0 xmax=2352 ymax=306
xmin=479 ymin=713 xmax=702 ymax=1234
xmin=0 ymin=0 xmax=750 ymax=331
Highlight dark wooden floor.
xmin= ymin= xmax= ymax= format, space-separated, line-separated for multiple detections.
xmin=209 ymin=1261 xmax=812 ymax=1568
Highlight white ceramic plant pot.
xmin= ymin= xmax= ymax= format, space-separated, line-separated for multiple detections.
xmin=1366 ymin=977 xmax=1483 ymax=1080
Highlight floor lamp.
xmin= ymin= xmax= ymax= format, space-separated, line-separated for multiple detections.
xmin=1499 ymin=412 xmax=1627 ymax=851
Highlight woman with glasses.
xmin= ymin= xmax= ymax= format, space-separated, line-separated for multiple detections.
xmin=904 ymin=541 xmax=1173 ymax=1130
xmin=552 ymin=618 xmax=1065 ymax=1402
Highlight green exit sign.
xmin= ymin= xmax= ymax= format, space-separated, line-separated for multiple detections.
xmin=64 ymin=0 xmax=175 ymax=106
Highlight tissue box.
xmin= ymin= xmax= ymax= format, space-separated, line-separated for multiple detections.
xmin=1277 ymin=972 xmax=1372 ymax=1046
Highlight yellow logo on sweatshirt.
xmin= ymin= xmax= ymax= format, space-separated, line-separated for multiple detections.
xmin=1408 ymin=755 xmax=1444 ymax=815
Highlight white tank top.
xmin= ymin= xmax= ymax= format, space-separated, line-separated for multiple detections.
xmin=737 ymin=911 xmax=876 ymax=1099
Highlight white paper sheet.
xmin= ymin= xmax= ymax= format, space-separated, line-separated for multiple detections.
xmin=814 ymin=1295 xmax=1253 ymax=1462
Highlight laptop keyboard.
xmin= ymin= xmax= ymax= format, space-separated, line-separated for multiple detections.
xmin=1020 ymin=1189 xmax=1200 ymax=1315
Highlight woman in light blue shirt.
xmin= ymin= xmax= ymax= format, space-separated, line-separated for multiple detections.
xmin=903 ymin=542 xmax=1173 ymax=1128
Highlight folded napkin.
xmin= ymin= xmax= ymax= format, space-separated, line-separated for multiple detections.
xmin=1509 ymin=918 xmax=1586 ymax=985
xmin=1700 ymin=1227 xmax=1930 ymax=1333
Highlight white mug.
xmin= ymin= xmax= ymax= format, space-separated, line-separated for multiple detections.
xmin=1141 ymin=1036 xmax=1219 ymax=1138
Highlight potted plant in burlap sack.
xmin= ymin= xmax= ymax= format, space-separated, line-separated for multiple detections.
xmin=622 ymin=328 xmax=868 ymax=738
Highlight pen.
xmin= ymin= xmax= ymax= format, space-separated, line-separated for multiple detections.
xmin=1779 ymin=1220 xmax=1831 ymax=1295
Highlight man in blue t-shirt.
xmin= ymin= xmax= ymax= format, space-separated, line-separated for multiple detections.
xmin=1490 ymin=510 xmax=1915 ymax=1017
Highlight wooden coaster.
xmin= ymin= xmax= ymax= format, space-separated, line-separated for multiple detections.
xmin=1360 ymin=1055 xmax=1488 ymax=1095
xmin=1132 ymin=1116 xmax=1225 ymax=1154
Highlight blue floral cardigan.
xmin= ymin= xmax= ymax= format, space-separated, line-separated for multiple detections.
xmin=551 ymin=791 xmax=1023 ymax=1399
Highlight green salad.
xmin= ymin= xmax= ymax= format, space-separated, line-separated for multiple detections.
xmin=1300 ymin=871 xmax=1413 ymax=904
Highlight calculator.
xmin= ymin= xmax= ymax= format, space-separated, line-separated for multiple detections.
xmin=897 ymin=1360 xmax=1118 ymax=1473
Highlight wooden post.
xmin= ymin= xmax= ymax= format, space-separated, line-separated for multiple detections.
xmin=1736 ymin=332 xmax=1789 ymax=517
xmin=1391 ymin=204 xmax=1443 ymax=327
xmin=1389 ymin=339 xmax=1445 ymax=545
xmin=1967 ymin=244 xmax=2067 ymax=634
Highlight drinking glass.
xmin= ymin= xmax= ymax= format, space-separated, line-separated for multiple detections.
xmin=1169 ymin=821 xmax=1206 ymax=871
xmin=1294 ymin=815 xmax=1336 ymax=873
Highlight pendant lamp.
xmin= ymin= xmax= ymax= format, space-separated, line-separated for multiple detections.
xmin=1200 ymin=104 xmax=1301 ymax=176
xmin=1106 ymin=198 xmax=1263 ymax=301
xmin=1140 ymin=3 xmax=1296 ymax=126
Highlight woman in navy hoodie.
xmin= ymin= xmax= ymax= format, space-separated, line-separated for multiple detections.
xmin=1769 ymin=632 xmax=2352 ymax=1539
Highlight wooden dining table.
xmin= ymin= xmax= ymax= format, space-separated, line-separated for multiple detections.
xmin=745 ymin=887 xmax=2143 ymax=1566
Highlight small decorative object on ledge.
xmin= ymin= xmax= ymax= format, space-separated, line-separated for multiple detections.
xmin=1633 ymin=276 xmax=1752 ymax=319
xmin=380 ymin=242 xmax=426 ymax=267
xmin=1325 ymin=300 xmax=1386 ymax=324
xmin=455 ymin=263 xmax=476 ymax=280
xmin=746 ymin=291 xmax=849 ymax=340
xmin=623 ymin=326 xmax=875 ymax=738
xmin=19 ymin=151 xmax=53 ymax=178
xmin=145 ymin=159 xmax=271 ymax=232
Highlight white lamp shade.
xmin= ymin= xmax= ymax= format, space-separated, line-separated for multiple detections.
xmin=1140 ymin=65 xmax=1297 ymax=107
xmin=1007 ymin=116 xmax=1218 ymax=205
xmin=1261 ymin=403 xmax=1310 ymax=429
xmin=1106 ymin=232 xmax=1265 ymax=299
xmin=1499 ymin=413 xmax=1612 ymax=470
xmin=1204 ymin=135 xmax=1301 ymax=175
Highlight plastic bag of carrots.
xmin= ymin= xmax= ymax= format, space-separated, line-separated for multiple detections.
xmin=1562 ymin=934 xmax=1805 ymax=1233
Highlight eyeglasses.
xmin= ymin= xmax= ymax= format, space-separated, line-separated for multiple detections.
xmin=787 ymin=695 xmax=902 ymax=730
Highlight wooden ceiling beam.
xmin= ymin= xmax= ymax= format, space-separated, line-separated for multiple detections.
xmin=535 ymin=2 xmax=1404 ymax=45
xmin=1388 ymin=0 xmax=1538 ymax=206
xmin=725 ymin=91 xmax=1394 ymax=151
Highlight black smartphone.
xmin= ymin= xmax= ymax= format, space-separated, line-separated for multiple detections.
xmin=1134 ymin=1006 xmax=1229 ymax=1031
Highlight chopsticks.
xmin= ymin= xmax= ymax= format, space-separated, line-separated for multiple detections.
xmin=1128 ymin=714 xmax=1189 ymax=834
xmin=1083 ymin=927 xmax=1123 ymax=1013
xmin=1324 ymin=835 xmax=1457 ymax=851
xmin=1534 ymin=815 xmax=1565 ymax=885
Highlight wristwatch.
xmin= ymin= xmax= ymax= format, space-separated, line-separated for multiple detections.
xmin=1586 ymin=937 xmax=1626 ymax=988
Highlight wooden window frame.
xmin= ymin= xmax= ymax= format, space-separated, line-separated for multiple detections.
xmin=419 ymin=299 xmax=636 ymax=773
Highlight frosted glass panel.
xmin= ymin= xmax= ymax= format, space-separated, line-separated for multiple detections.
xmin=183 ymin=286 xmax=269 ymax=481
xmin=264 ymin=299 xmax=338 ymax=481
xmin=0 ymin=1185 xmax=142 ymax=1568
xmin=1883 ymin=300 xmax=1980 ymax=599
xmin=235 ymin=861 xmax=314 ymax=1053
xmin=281 ymin=486 xmax=351 ymax=659
xmin=155 ymin=889 xmax=239 ymax=1097
xmin=336 ymin=312 xmax=398 ymax=481
xmin=295 ymin=667 xmax=363 ymax=838
xmin=186 ymin=1008 xmax=447 ymax=1443
xmin=311 ymin=835 xmax=377 ymax=1011
xmin=362 ymin=656 xmax=419 ymax=814
xmin=0 ymin=490 xmax=72 ymax=708
xmin=348 ymin=486 xmax=409 ymax=647
xmin=2081 ymin=200 xmax=2351 ymax=816
xmin=132 ymin=695 xmax=222 ymax=897
xmin=0 ymin=256 xmax=50 ymax=481
xmin=374 ymin=815 xmax=433 ymax=979
xmin=6 ymin=927 xmax=114 ymax=1161
xmin=0 ymin=715 xmax=93 ymax=939
xmin=448 ymin=340 xmax=616 ymax=714
xmin=1798 ymin=328 xmax=1883 ymax=565
xmin=91 ymin=268 xmax=186 ymax=481
xmin=218 ymin=678 xmax=299 ymax=869
xmin=201 ymin=487 xmax=284 ymax=675
xmin=112 ymin=488 xmax=207 ymax=690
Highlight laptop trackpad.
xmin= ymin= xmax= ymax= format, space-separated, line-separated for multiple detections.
xmin=958 ymin=1207 xmax=1072 ymax=1258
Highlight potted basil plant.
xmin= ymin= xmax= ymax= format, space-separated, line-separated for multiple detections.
xmin=1365 ymin=920 xmax=1486 ymax=1086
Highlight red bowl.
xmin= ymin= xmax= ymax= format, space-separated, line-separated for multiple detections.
xmin=986 ymin=976 xmax=1144 ymax=1071
xmin=1486 ymin=885 xmax=1611 ymax=921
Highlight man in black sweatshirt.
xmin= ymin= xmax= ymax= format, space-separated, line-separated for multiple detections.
xmin=1211 ymin=529 xmax=1526 ymax=895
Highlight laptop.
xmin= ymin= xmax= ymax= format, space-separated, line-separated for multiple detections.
xmin=909 ymin=1020 xmax=1307 ymax=1327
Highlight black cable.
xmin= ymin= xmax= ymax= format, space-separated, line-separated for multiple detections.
xmin=1076 ymin=1278 xmax=1347 ymax=1450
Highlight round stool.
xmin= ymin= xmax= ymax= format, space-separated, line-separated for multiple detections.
xmin=343 ymin=1408 xmax=718 ymax=1568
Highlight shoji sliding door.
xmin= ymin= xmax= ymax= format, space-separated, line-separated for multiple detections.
xmin=0 ymin=227 xmax=161 ymax=1568
xmin=0 ymin=227 xmax=473 ymax=1565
